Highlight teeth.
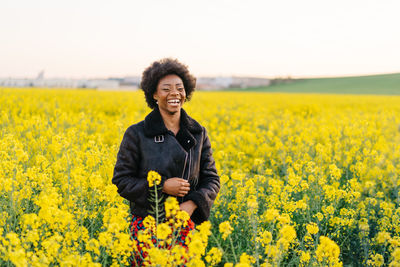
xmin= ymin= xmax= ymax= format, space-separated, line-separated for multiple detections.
xmin=168 ymin=99 xmax=180 ymax=104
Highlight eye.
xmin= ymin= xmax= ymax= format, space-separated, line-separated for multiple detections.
xmin=178 ymin=87 xmax=184 ymax=91
xmin=162 ymin=88 xmax=169 ymax=91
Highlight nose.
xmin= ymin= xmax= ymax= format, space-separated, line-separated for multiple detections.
xmin=170 ymin=87 xmax=179 ymax=95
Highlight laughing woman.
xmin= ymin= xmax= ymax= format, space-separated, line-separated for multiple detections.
xmin=112 ymin=58 xmax=220 ymax=265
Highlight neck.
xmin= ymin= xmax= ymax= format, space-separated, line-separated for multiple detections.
xmin=159 ymin=108 xmax=181 ymax=135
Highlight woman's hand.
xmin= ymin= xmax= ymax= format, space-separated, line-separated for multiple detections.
xmin=179 ymin=200 xmax=197 ymax=216
xmin=162 ymin=177 xmax=190 ymax=197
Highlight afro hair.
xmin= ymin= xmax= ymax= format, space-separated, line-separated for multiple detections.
xmin=140 ymin=58 xmax=196 ymax=109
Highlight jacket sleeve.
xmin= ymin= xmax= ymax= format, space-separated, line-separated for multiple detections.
xmin=186 ymin=128 xmax=220 ymax=223
xmin=112 ymin=126 xmax=149 ymax=204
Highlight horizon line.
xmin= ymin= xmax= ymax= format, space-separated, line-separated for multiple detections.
xmin=1 ymin=71 xmax=400 ymax=80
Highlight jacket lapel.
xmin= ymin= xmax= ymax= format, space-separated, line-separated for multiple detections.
xmin=143 ymin=108 xmax=169 ymax=137
xmin=180 ymin=108 xmax=202 ymax=134
xmin=143 ymin=107 xmax=202 ymax=151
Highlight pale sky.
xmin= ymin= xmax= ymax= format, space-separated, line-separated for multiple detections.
xmin=1 ymin=0 xmax=400 ymax=78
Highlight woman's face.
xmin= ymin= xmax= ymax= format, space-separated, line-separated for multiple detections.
xmin=153 ymin=74 xmax=186 ymax=115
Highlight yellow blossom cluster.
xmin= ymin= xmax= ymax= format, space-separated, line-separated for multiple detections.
xmin=147 ymin=170 xmax=161 ymax=187
xmin=219 ymin=221 xmax=233 ymax=240
xmin=1 ymin=88 xmax=400 ymax=266
xmin=132 ymin=195 xmax=212 ymax=266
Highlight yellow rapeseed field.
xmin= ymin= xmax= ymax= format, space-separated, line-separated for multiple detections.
xmin=1 ymin=88 xmax=400 ymax=266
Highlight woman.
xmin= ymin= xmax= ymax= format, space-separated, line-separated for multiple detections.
xmin=112 ymin=58 xmax=220 ymax=265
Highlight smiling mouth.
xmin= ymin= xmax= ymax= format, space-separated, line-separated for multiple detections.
xmin=167 ymin=99 xmax=181 ymax=106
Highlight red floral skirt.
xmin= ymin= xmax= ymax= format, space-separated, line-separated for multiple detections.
xmin=129 ymin=214 xmax=195 ymax=266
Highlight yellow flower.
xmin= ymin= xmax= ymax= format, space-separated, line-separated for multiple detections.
xmin=264 ymin=244 xmax=278 ymax=258
xmin=316 ymin=236 xmax=341 ymax=266
xmin=86 ymin=238 xmax=100 ymax=255
xmin=188 ymin=238 xmax=206 ymax=256
xmin=165 ymin=196 xmax=180 ymax=218
xmin=306 ymin=222 xmax=319 ymax=235
xmin=316 ymin=212 xmax=324 ymax=221
xmin=147 ymin=170 xmax=161 ymax=187
xmin=205 ymin=247 xmax=223 ymax=266
xmin=236 ymin=252 xmax=255 ymax=266
xmin=280 ymin=225 xmax=296 ymax=243
xmin=143 ymin=215 xmax=156 ymax=229
xmin=263 ymin=208 xmax=279 ymax=222
xmin=175 ymin=210 xmax=190 ymax=227
xmin=277 ymin=225 xmax=296 ymax=250
xmin=187 ymin=257 xmax=206 ymax=267
xmin=257 ymin=230 xmax=272 ymax=246
xmin=376 ymin=231 xmax=391 ymax=244
xmin=219 ymin=221 xmax=233 ymax=240
xmin=300 ymin=251 xmax=311 ymax=263
xmin=156 ymin=222 xmax=172 ymax=240
xmin=371 ymin=253 xmax=384 ymax=266
xmin=393 ymin=248 xmax=400 ymax=262
xmin=247 ymin=195 xmax=258 ymax=210
xmin=145 ymin=247 xmax=169 ymax=266
xmin=359 ymin=218 xmax=369 ymax=232
xmin=196 ymin=221 xmax=212 ymax=242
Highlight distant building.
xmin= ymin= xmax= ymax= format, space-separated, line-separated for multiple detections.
xmin=108 ymin=76 xmax=140 ymax=90
xmin=197 ymin=76 xmax=270 ymax=90
xmin=0 ymin=78 xmax=120 ymax=89
xmin=36 ymin=70 xmax=45 ymax=80
xmin=0 ymin=75 xmax=270 ymax=90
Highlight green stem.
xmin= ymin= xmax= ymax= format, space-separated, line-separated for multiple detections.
xmin=210 ymin=232 xmax=230 ymax=263
xmin=154 ymin=185 xmax=159 ymax=248
xmin=254 ymin=177 xmax=260 ymax=267
xmin=169 ymin=222 xmax=182 ymax=249
xmin=252 ymin=213 xmax=259 ymax=267
xmin=229 ymin=235 xmax=238 ymax=263
xmin=155 ymin=185 xmax=159 ymax=224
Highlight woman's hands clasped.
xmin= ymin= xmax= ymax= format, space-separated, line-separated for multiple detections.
xmin=162 ymin=178 xmax=198 ymax=216
xmin=162 ymin=177 xmax=190 ymax=197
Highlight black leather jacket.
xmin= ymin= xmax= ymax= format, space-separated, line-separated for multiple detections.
xmin=112 ymin=107 xmax=220 ymax=224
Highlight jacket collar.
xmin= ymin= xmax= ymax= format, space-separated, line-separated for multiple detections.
xmin=143 ymin=107 xmax=202 ymax=137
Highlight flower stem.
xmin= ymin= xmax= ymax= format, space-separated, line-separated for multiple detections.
xmin=210 ymin=232 xmax=230 ymax=263
xmin=229 ymin=235 xmax=238 ymax=263
xmin=154 ymin=185 xmax=160 ymax=248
